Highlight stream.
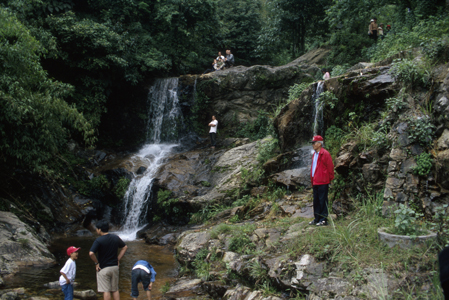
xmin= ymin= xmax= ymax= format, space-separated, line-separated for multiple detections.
xmin=4 ymin=236 xmax=177 ymax=299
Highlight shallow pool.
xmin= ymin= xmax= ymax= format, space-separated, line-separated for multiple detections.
xmin=4 ymin=236 xmax=178 ymax=299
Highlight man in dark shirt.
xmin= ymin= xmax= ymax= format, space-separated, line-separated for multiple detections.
xmin=89 ymin=221 xmax=128 ymax=300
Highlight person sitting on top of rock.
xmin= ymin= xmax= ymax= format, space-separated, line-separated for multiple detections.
xmin=216 ymin=57 xmax=225 ymax=71
xmin=224 ymin=49 xmax=234 ymax=68
xmin=216 ymin=51 xmax=225 ymax=62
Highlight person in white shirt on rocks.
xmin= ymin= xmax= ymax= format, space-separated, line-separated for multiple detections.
xmin=208 ymin=115 xmax=218 ymax=149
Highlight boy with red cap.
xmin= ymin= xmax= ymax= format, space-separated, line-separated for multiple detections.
xmin=309 ymin=135 xmax=334 ymax=226
xmin=59 ymin=246 xmax=80 ymax=300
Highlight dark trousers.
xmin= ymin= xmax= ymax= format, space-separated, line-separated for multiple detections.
xmin=61 ymin=283 xmax=73 ymax=300
xmin=210 ymin=132 xmax=216 ymax=146
xmin=131 ymin=269 xmax=151 ymax=298
xmin=370 ymin=30 xmax=378 ymax=41
xmin=313 ymin=184 xmax=329 ymax=222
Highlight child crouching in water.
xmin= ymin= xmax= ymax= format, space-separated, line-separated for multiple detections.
xmin=59 ymin=246 xmax=80 ymax=300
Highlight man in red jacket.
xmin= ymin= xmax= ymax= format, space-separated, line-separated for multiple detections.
xmin=309 ymin=135 xmax=335 ymax=226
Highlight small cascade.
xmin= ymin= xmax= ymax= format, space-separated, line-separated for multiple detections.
xmin=118 ymin=144 xmax=177 ymax=240
xmin=312 ymin=81 xmax=325 ymax=136
xmin=119 ymin=78 xmax=183 ymax=241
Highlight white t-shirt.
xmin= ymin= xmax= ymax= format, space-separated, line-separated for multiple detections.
xmin=209 ymin=120 xmax=218 ymax=133
xmin=216 ymin=55 xmax=225 ymax=61
xmin=59 ymin=258 xmax=76 ymax=286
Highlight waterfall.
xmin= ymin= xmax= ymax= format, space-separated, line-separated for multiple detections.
xmin=118 ymin=78 xmax=182 ymax=241
xmin=146 ymin=78 xmax=183 ymax=143
xmin=312 ymin=81 xmax=325 ymax=136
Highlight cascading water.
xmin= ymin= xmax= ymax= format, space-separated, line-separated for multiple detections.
xmin=312 ymin=81 xmax=325 ymax=136
xmin=118 ymin=78 xmax=183 ymax=241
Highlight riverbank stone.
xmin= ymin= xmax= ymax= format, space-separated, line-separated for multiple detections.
xmin=0 ymin=212 xmax=55 ymax=276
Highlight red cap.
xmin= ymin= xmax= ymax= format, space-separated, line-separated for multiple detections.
xmin=310 ymin=135 xmax=324 ymax=143
xmin=67 ymin=246 xmax=80 ymax=256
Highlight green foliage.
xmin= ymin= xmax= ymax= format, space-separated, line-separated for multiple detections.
xmin=407 ymin=115 xmax=435 ymax=146
xmin=156 ymin=190 xmax=183 ymax=221
xmin=368 ymin=14 xmax=449 ymax=62
xmin=391 ymin=204 xmax=425 ymax=236
xmin=0 ymin=8 xmax=95 ymax=174
xmin=422 ymin=37 xmax=449 ymax=63
xmin=113 ymin=177 xmax=130 ymax=199
xmin=248 ymin=259 xmax=269 ymax=286
xmin=190 ymin=89 xmax=211 ymax=135
xmin=385 ymin=91 xmax=408 ymax=112
xmin=430 ymin=204 xmax=449 ymax=247
xmin=325 ymin=126 xmax=346 ymax=158
xmin=413 ymin=153 xmax=433 ymax=177
xmin=228 ymin=233 xmax=256 ymax=254
xmin=257 ymin=138 xmax=279 ymax=164
xmin=344 ymin=122 xmax=389 ymax=151
xmin=189 ymin=202 xmax=227 ymax=224
xmin=318 ymin=91 xmax=338 ymax=109
xmin=160 ymin=282 xmax=171 ymax=294
xmin=201 ymin=181 xmax=211 ymax=187
xmin=236 ymin=111 xmax=273 ymax=141
xmin=77 ymin=175 xmax=109 ymax=198
xmin=288 ymin=82 xmax=312 ymax=102
xmin=331 ymin=64 xmax=350 ymax=77
xmin=388 ymin=59 xmax=431 ymax=87
xmin=192 ymin=248 xmax=211 ymax=281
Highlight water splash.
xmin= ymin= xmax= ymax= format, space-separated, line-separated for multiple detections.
xmin=118 ymin=78 xmax=183 ymax=241
xmin=312 ymin=81 xmax=325 ymax=136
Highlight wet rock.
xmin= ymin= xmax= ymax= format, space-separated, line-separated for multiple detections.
xmin=202 ymin=281 xmax=229 ymax=299
xmin=177 ymin=231 xmax=211 ymax=264
xmin=0 ymin=212 xmax=55 ymax=276
xmin=190 ymin=61 xmax=319 ymax=128
xmin=73 ymin=290 xmax=97 ymax=300
xmin=222 ymin=284 xmax=251 ymax=300
xmin=136 ymin=166 xmax=147 ymax=175
xmin=437 ymin=129 xmax=449 ymax=150
xmin=250 ymin=186 xmax=268 ymax=197
xmin=308 ymin=277 xmax=351 ymax=298
xmin=389 ymin=148 xmax=407 ymax=161
xmin=385 ymin=177 xmax=404 ymax=190
xmin=400 ymin=158 xmax=417 ymax=174
xmin=271 ymin=168 xmax=311 ymax=189
xmin=435 ymin=149 xmax=449 ymax=190
xmin=347 ymin=62 xmax=375 ymax=72
xmin=335 ymin=152 xmax=354 ymax=176
xmin=186 ymin=139 xmax=267 ymax=207
xmin=0 ymin=292 xmax=18 ymax=300
xmin=223 ymin=252 xmax=239 ymax=263
xmin=167 ymin=278 xmax=202 ymax=294
xmin=362 ymin=163 xmax=380 ymax=183
xmin=263 ymin=152 xmax=295 ymax=174
xmin=290 ymin=254 xmax=325 ymax=290
xmin=102 ymin=167 xmax=133 ymax=186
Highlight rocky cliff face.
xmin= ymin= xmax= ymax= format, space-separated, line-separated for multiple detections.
xmin=179 ymin=60 xmax=321 ymax=133
xmin=0 ymin=212 xmax=55 ymax=278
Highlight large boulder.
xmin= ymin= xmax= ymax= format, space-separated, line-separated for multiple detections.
xmin=180 ymin=62 xmax=320 ymax=130
xmin=0 ymin=212 xmax=55 ymax=277
xmin=177 ymin=231 xmax=211 ymax=264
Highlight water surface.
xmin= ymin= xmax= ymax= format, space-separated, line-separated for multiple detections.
xmin=4 ymin=236 xmax=177 ymax=299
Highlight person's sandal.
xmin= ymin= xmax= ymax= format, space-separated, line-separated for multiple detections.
xmin=309 ymin=220 xmax=318 ymax=225
xmin=316 ymin=220 xmax=328 ymax=226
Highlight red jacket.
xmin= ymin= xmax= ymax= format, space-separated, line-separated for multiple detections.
xmin=310 ymin=148 xmax=335 ymax=185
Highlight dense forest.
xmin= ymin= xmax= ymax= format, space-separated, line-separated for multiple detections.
xmin=0 ymin=0 xmax=448 ymax=180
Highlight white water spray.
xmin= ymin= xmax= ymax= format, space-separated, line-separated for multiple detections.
xmin=312 ymin=81 xmax=325 ymax=136
xmin=118 ymin=78 xmax=183 ymax=241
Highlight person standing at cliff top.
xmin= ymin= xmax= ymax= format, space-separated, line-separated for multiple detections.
xmin=208 ymin=115 xmax=218 ymax=149
xmin=322 ymin=69 xmax=330 ymax=80
xmin=369 ymin=18 xmax=378 ymax=41
xmin=89 ymin=220 xmax=128 ymax=300
xmin=131 ymin=260 xmax=157 ymax=300
xmin=225 ymin=49 xmax=234 ymax=68
xmin=309 ymin=135 xmax=334 ymax=226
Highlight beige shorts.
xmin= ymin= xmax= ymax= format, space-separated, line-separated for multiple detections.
xmin=97 ymin=265 xmax=119 ymax=292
